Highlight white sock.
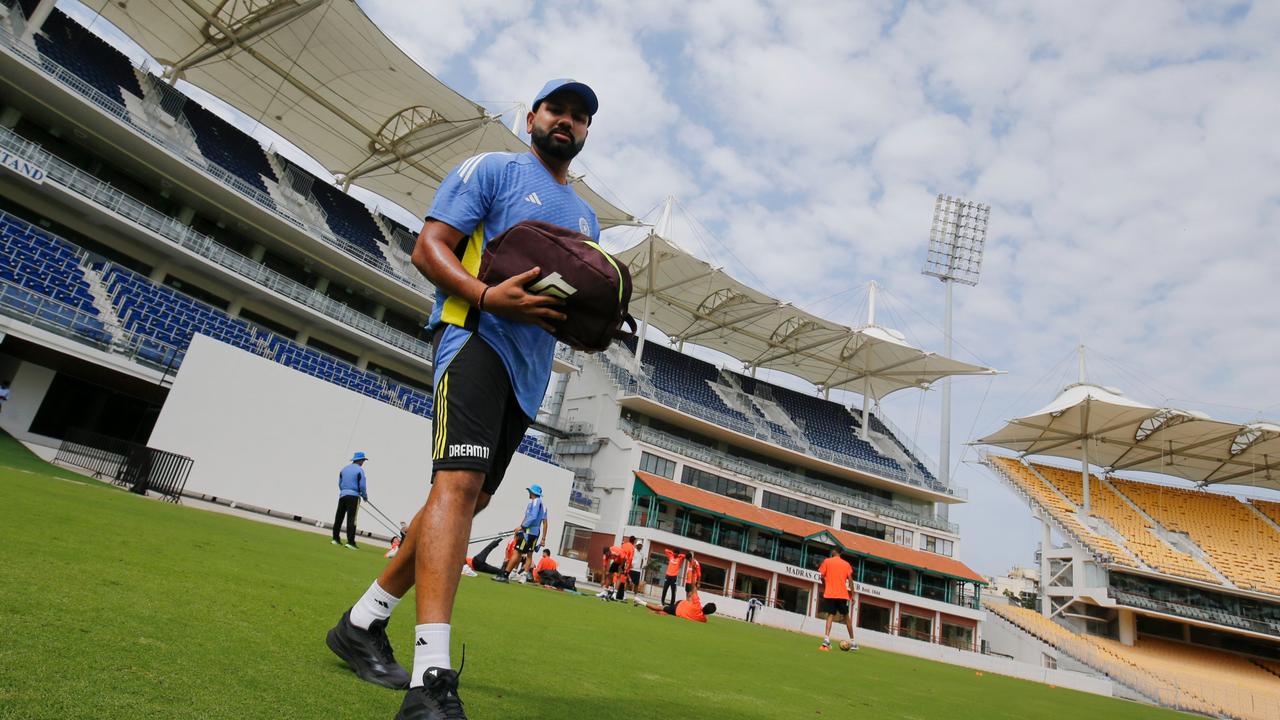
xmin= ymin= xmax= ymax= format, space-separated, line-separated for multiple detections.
xmin=349 ymin=580 xmax=400 ymax=630
xmin=823 ymin=636 xmax=830 ymax=645
xmin=411 ymin=624 xmax=452 ymax=687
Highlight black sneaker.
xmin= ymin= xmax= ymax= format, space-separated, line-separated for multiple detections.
xmin=395 ymin=668 xmax=467 ymax=720
xmin=326 ymin=609 xmax=410 ymax=689
xmin=490 ymin=572 xmax=508 ymax=583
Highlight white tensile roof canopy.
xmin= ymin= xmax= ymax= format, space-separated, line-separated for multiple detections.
xmin=614 ymin=232 xmax=998 ymax=401
xmin=93 ymin=0 xmax=634 ymax=227
xmin=978 ymin=382 xmax=1280 ymax=492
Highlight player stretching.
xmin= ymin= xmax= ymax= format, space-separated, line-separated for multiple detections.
xmin=817 ymin=547 xmax=858 ymax=652
xmin=661 ymin=547 xmax=685 ymax=605
xmin=324 ymin=78 xmax=601 ymax=720
xmin=644 ymin=587 xmax=718 ymax=623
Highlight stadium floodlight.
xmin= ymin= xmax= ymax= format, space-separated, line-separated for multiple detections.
xmin=923 ymin=195 xmax=989 ymax=287
xmin=922 ymin=194 xmax=990 ymax=518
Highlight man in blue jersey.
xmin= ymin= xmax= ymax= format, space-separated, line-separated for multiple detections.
xmin=332 ymin=451 xmax=368 ymax=549
xmin=325 ymin=79 xmax=600 ymax=720
xmin=492 ymin=484 xmax=549 ymax=582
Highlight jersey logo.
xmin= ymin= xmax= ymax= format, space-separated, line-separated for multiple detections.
xmin=527 ymin=272 xmax=578 ymax=299
xmin=525 ymin=192 xmax=543 ymax=205
xmin=579 ymin=217 xmax=590 ymax=234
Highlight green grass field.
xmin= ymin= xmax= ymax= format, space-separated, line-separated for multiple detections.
xmin=0 ymin=432 xmax=1187 ymax=719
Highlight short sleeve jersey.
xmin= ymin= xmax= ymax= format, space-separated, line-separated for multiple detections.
xmin=520 ymin=498 xmax=548 ymax=536
xmin=425 ymin=152 xmax=601 ymax=419
xmin=675 ymin=596 xmax=707 ymax=622
xmin=619 ymin=541 xmax=636 ymax=570
xmin=818 ymin=556 xmax=854 ymax=600
xmin=664 ymin=549 xmax=684 ymax=577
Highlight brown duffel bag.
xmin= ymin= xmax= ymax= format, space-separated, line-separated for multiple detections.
xmin=477 ymin=220 xmax=635 ymax=352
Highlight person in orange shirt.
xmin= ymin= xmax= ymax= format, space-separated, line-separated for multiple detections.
xmin=644 ymin=587 xmax=717 ymax=623
xmin=614 ymin=536 xmax=637 ymax=601
xmin=661 ymin=547 xmax=685 ymax=605
xmin=683 ymin=550 xmax=702 ymax=599
xmin=816 ymin=546 xmax=858 ymax=652
xmin=596 ymin=545 xmax=624 ymax=600
xmin=532 ymin=549 xmax=559 ymax=585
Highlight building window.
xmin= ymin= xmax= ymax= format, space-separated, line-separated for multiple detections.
xmin=681 ymin=466 xmax=754 ymax=502
xmin=762 ymin=491 xmax=833 ymax=525
xmin=899 ymin=613 xmax=933 ymax=642
xmin=942 ymin=623 xmax=975 ymax=651
xmin=699 ymin=564 xmax=727 ymax=594
xmin=558 ymin=523 xmax=592 ymax=561
xmin=923 ymin=535 xmax=954 ymax=557
xmin=842 ymin=514 xmax=913 ymax=547
xmin=639 ymin=451 xmax=676 ymax=479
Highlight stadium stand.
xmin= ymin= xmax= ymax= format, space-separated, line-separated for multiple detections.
xmin=274 ymin=157 xmax=399 ymax=276
xmin=607 ymin=338 xmax=939 ymax=489
xmin=0 ymin=8 xmax=436 ymax=295
xmin=1033 ymin=463 xmax=1218 ymax=583
xmin=985 ymin=456 xmax=1136 ymax=566
xmin=1251 ymin=499 xmax=1280 ymax=529
xmin=32 ymin=9 xmax=142 ymax=106
xmin=0 ymin=211 xmax=111 ymax=343
xmin=178 ymin=98 xmax=278 ymax=197
xmin=983 ymin=600 xmax=1280 ymax=720
xmin=1109 ymin=479 xmax=1280 ymax=595
xmin=739 ymin=371 xmax=903 ymax=475
xmin=0 ymin=211 xmax=556 ymax=464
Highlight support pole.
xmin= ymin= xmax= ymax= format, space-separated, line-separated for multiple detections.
xmin=1081 ymin=402 xmax=1091 ymax=517
xmin=634 ymin=197 xmax=673 ymax=368
xmin=1040 ymin=515 xmax=1051 ymax=618
xmin=1079 ymin=345 xmax=1091 ymax=517
xmin=19 ymin=0 xmax=56 ymax=45
xmin=938 ymin=279 xmax=954 ymax=521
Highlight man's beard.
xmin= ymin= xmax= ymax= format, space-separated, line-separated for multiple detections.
xmin=531 ymin=124 xmax=585 ymax=161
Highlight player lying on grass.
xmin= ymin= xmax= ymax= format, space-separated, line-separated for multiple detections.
xmin=643 ymin=587 xmax=717 ymax=623
xmin=460 ymin=536 xmax=516 ymax=576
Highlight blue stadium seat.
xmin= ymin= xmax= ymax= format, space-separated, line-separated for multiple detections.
xmin=180 ymin=100 xmax=278 ymax=197
xmin=276 ymin=159 xmax=396 ymax=274
xmin=0 ymin=213 xmax=110 ymax=342
xmin=33 ymin=10 xmax=144 ymax=106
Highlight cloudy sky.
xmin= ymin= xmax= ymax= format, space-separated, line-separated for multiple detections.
xmin=65 ymin=0 xmax=1280 ymax=576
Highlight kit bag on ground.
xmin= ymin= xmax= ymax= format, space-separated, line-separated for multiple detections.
xmin=477 ymin=220 xmax=635 ymax=352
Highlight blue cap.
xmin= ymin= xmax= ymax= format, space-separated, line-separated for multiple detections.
xmin=527 ymin=484 xmax=543 ymax=497
xmin=532 ymin=78 xmax=598 ymax=116
xmin=351 ymin=451 xmax=368 ymax=462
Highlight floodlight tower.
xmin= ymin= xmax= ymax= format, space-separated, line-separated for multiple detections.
xmin=922 ymin=195 xmax=990 ymax=519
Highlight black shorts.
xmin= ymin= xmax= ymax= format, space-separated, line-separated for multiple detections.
xmin=608 ymin=561 xmax=623 ymax=574
xmin=515 ymin=533 xmax=539 ymax=554
xmin=629 ymin=570 xmax=641 ymax=585
xmin=820 ymin=598 xmax=850 ymax=618
xmin=431 ymin=327 xmax=532 ymax=495
xmin=662 ymin=603 xmax=678 ymax=616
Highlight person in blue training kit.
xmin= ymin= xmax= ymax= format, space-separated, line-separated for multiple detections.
xmin=332 ymin=451 xmax=369 ymax=549
xmin=325 ymin=78 xmax=601 ymax=720
xmin=492 ymin=484 xmax=549 ymax=583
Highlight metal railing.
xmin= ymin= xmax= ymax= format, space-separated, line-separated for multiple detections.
xmin=621 ymin=418 xmax=958 ymax=533
xmin=0 ymin=23 xmax=434 ymax=297
xmin=594 ymin=348 xmax=963 ymax=498
xmin=0 ymin=127 xmax=435 ymax=362
xmin=1109 ymin=588 xmax=1280 ymax=637
xmin=56 ymin=427 xmax=193 ymax=502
